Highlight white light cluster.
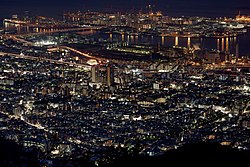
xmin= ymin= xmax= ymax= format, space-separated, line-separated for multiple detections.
xmin=35 ymin=40 xmax=57 ymax=46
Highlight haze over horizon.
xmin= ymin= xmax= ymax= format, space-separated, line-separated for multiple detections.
xmin=0 ymin=0 xmax=249 ymax=19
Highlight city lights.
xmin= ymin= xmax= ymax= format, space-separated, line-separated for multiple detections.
xmin=0 ymin=2 xmax=250 ymax=166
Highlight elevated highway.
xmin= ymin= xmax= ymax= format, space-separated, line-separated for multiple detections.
xmin=0 ymin=52 xmax=91 ymax=70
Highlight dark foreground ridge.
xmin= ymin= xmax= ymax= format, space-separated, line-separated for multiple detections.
xmin=0 ymin=137 xmax=249 ymax=167
xmin=108 ymin=142 xmax=249 ymax=167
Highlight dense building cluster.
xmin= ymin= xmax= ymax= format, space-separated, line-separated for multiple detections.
xmin=0 ymin=49 xmax=250 ymax=161
xmin=0 ymin=10 xmax=250 ymax=165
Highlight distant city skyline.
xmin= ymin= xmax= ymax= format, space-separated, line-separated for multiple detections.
xmin=0 ymin=0 xmax=249 ymax=19
xmin=1 ymin=0 xmax=250 ymax=165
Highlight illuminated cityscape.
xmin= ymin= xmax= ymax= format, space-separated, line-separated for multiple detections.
xmin=0 ymin=0 xmax=250 ymax=166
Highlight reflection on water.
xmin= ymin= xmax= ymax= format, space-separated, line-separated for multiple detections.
xmin=135 ymin=35 xmax=138 ymax=43
xmin=4 ymin=22 xmax=250 ymax=57
xmin=217 ymin=39 xmax=220 ymax=50
xmin=99 ymin=30 xmax=250 ymax=56
xmin=130 ymin=35 xmax=134 ymax=43
xmin=4 ymin=22 xmax=63 ymax=34
xmin=109 ymin=33 xmax=113 ymax=40
xmin=187 ymin=37 xmax=191 ymax=49
xmin=175 ymin=36 xmax=179 ymax=46
xmin=221 ymin=38 xmax=225 ymax=51
xmin=161 ymin=36 xmax=164 ymax=45
xmin=226 ymin=37 xmax=229 ymax=52
xmin=122 ymin=34 xmax=124 ymax=42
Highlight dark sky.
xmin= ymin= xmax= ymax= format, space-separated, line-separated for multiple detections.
xmin=0 ymin=0 xmax=250 ymax=18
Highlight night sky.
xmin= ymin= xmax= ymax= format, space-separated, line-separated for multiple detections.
xmin=0 ymin=0 xmax=250 ymax=18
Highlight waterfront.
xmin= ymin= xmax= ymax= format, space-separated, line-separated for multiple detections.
xmin=1 ymin=8 xmax=250 ymax=166
xmin=94 ymin=29 xmax=250 ymax=57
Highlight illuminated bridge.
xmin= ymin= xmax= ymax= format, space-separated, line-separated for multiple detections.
xmin=3 ymin=18 xmax=104 ymax=35
xmin=16 ymin=27 xmax=103 ymax=37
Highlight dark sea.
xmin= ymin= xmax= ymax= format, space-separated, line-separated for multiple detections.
xmin=96 ymin=30 xmax=250 ymax=57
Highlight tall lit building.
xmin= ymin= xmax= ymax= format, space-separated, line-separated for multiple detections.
xmin=236 ymin=12 xmax=250 ymax=22
xmin=153 ymin=83 xmax=160 ymax=90
xmin=91 ymin=66 xmax=98 ymax=83
xmin=236 ymin=43 xmax=239 ymax=64
xmin=107 ymin=64 xmax=114 ymax=87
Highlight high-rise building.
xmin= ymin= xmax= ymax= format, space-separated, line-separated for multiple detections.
xmin=153 ymin=83 xmax=160 ymax=90
xmin=12 ymin=14 xmax=18 ymax=19
xmin=107 ymin=64 xmax=114 ymax=87
xmin=24 ymin=11 xmax=30 ymax=19
xmin=62 ymin=85 xmax=70 ymax=96
xmin=91 ymin=66 xmax=98 ymax=83
xmin=42 ymin=87 xmax=47 ymax=96
xmin=236 ymin=43 xmax=239 ymax=64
